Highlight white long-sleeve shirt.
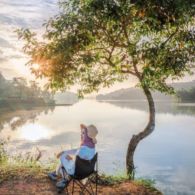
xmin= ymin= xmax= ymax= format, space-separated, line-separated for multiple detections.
xmin=60 ymin=146 xmax=96 ymax=175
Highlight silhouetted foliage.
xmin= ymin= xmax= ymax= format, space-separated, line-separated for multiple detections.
xmin=0 ymin=72 xmax=54 ymax=106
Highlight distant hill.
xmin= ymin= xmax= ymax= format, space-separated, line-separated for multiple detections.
xmin=54 ymin=92 xmax=78 ymax=104
xmin=96 ymin=81 xmax=195 ymax=101
xmin=171 ymin=81 xmax=195 ymax=90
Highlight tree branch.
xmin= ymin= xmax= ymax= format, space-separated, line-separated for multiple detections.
xmin=121 ymin=69 xmax=137 ymax=76
xmin=132 ymin=59 xmax=142 ymax=81
xmin=95 ymin=21 xmax=127 ymax=48
xmin=160 ymin=27 xmax=179 ymax=48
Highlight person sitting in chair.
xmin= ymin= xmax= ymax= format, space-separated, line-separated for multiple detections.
xmin=48 ymin=124 xmax=98 ymax=189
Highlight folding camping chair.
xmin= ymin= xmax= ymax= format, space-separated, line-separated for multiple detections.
xmin=59 ymin=153 xmax=98 ymax=195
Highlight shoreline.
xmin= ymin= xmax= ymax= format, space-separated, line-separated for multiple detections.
xmin=0 ymin=163 xmax=162 ymax=195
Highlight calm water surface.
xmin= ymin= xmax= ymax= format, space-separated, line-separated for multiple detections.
xmin=1 ymin=100 xmax=195 ymax=195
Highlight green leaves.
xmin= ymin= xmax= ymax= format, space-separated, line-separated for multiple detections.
xmin=131 ymin=0 xmax=194 ymax=31
xmin=17 ymin=0 xmax=195 ymax=96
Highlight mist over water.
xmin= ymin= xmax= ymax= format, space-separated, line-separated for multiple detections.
xmin=1 ymin=99 xmax=195 ymax=195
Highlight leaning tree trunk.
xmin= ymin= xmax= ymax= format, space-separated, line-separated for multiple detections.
xmin=126 ymin=87 xmax=155 ymax=179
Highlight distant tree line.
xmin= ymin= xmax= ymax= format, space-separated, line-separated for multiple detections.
xmin=0 ymin=72 xmax=55 ymax=107
xmin=177 ymin=87 xmax=195 ymax=102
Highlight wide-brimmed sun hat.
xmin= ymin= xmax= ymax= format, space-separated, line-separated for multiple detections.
xmin=86 ymin=124 xmax=98 ymax=144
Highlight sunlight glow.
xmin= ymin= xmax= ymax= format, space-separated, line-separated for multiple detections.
xmin=32 ymin=63 xmax=40 ymax=70
xmin=19 ymin=124 xmax=51 ymax=141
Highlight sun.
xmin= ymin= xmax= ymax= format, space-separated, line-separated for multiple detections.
xmin=19 ymin=124 xmax=51 ymax=142
xmin=32 ymin=63 xmax=40 ymax=70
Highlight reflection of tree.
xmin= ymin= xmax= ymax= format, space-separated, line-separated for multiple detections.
xmin=0 ymin=106 xmax=55 ymax=132
xmin=174 ymin=104 xmax=195 ymax=116
xmin=99 ymin=100 xmax=195 ymax=116
xmin=177 ymin=87 xmax=195 ymax=102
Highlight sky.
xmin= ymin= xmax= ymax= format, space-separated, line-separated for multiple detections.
xmin=0 ymin=0 xmax=194 ymax=94
xmin=0 ymin=0 xmax=59 ymax=79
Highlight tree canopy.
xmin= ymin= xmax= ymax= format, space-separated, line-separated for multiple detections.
xmin=17 ymin=0 xmax=195 ymax=178
xmin=18 ymin=0 xmax=195 ymax=96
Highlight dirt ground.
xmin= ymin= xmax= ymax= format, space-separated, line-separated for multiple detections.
xmin=0 ymin=173 xmax=162 ymax=195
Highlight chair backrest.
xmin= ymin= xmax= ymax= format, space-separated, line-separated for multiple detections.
xmin=74 ymin=153 xmax=97 ymax=179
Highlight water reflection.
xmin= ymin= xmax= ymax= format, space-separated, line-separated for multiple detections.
xmin=98 ymin=100 xmax=195 ymax=116
xmin=19 ymin=124 xmax=52 ymax=141
xmin=0 ymin=106 xmax=55 ymax=132
xmin=0 ymin=100 xmax=195 ymax=194
xmin=135 ymin=112 xmax=195 ymax=195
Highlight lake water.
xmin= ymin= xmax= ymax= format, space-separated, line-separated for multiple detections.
xmin=0 ymin=99 xmax=195 ymax=195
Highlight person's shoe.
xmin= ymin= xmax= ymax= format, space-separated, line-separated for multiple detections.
xmin=48 ymin=171 xmax=57 ymax=181
xmin=56 ymin=179 xmax=68 ymax=190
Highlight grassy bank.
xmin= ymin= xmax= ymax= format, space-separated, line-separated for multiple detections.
xmin=0 ymin=144 xmax=162 ymax=194
xmin=0 ymin=160 xmax=162 ymax=194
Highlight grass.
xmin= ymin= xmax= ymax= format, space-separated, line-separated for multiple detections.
xmin=98 ymin=172 xmax=156 ymax=190
xmin=0 ymin=162 xmax=161 ymax=195
xmin=0 ymin=161 xmax=42 ymax=182
xmin=0 ymin=163 xmax=158 ymax=193
xmin=134 ymin=178 xmax=156 ymax=189
xmin=99 ymin=174 xmax=159 ymax=194
xmin=0 ymin=141 xmax=57 ymax=183
xmin=98 ymin=173 xmax=128 ymax=185
xmin=0 ymin=142 xmax=158 ymax=193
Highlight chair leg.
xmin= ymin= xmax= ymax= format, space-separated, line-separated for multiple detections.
xmin=71 ymin=181 xmax=74 ymax=195
xmin=95 ymin=173 xmax=98 ymax=195
xmin=77 ymin=180 xmax=93 ymax=195
xmin=69 ymin=174 xmax=98 ymax=195
xmin=88 ymin=181 xmax=94 ymax=195
xmin=77 ymin=181 xmax=86 ymax=194
xmin=65 ymin=187 xmax=69 ymax=195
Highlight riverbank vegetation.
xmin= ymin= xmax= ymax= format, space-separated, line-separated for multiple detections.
xmin=0 ymin=72 xmax=55 ymax=108
xmin=0 ymin=145 xmax=161 ymax=194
